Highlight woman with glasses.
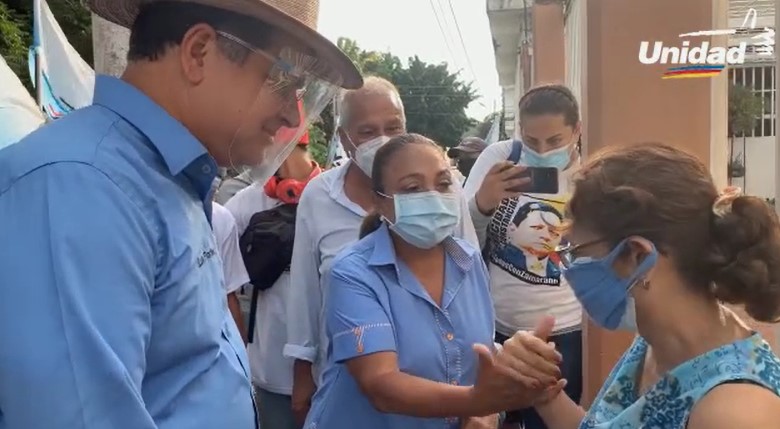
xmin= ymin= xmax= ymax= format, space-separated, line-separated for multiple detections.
xmin=303 ymin=134 xmax=560 ymax=429
xmin=499 ymin=142 xmax=780 ymax=429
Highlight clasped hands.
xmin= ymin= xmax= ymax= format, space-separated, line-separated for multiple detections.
xmin=466 ymin=315 xmax=566 ymax=419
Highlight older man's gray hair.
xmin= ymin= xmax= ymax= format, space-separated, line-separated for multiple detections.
xmin=337 ymin=76 xmax=405 ymax=128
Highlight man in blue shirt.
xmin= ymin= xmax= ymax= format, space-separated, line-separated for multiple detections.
xmin=0 ymin=1 xmax=361 ymax=428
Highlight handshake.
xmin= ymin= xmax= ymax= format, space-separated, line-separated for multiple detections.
xmin=467 ymin=315 xmax=567 ymax=417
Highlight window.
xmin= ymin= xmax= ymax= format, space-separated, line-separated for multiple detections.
xmin=728 ymin=65 xmax=777 ymax=137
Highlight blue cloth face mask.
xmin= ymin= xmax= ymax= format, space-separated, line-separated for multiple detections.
xmin=562 ymin=239 xmax=658 ymax=330
xmin=384 ymin=191 xmax=461 ymax=249
xmin=521 ymin=142 xmax=575 ymax=169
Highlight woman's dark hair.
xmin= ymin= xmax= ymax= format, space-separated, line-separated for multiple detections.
xmin=128 ymin=2 xmax=273 ymax=64
xmin=518 ymin=84 xmax=580 ymax=127
xmin=568 ymin=142 xmax=780 ymax=322
xmin=358 ymin=133 xmax=442 ymax=239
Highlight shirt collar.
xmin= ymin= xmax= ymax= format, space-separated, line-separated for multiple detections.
xmin=92 ymin=75 xmax=211 ymax=177
xmin=368 ymin=223 xmax=476 ymax=271
xmin=327 ymin=161 xmax=366 ymax=217
xmin=327 ymin=161 xmax=351 ymax=200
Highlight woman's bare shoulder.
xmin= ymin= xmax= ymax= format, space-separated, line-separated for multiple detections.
xmin=687 ymin=382 xmax=780 ymax=429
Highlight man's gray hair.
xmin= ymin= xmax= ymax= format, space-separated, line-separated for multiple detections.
xmin=337 ymin=76 xmax=405 ymax=128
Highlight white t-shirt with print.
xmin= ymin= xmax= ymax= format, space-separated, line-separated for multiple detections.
xmin=212 ymin=203 xmax=250 ymax=295
xmin=224 ymin=182 xmax=296 ymax=395
xmin=463 ymin=140 xmax=582 ymax=335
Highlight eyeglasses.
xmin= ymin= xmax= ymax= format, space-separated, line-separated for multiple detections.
xmin=555 ymin=231 xmax=657 ymax=269
xmin=553 ymin=238 xmax=609 ymax=269
xmin=216 ymin=31 xmax=308 ymax=103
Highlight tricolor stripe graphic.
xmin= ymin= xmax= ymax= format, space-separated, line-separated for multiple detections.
xmin=662 ymin=65 xmax=725 ymax=79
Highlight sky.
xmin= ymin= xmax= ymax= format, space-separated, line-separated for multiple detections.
xmin=318 ymin=0 xmax=502 ymax=120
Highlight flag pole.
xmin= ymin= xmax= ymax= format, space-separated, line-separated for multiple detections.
xmin=34 ymin=48 xmax=43 ymax=113
xmin=32 ymin=0 xmax=44 ymax=116
xmin=325 ymin=95 xmax=341 ymax=169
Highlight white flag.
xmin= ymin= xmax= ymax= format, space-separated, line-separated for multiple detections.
xmin=485 ymin=114 xmax=501 ymax=145
xmin=29 ymin=0 xmax=95 ymax=120
xmin=0 ymin=55 xmax=44 ymax=150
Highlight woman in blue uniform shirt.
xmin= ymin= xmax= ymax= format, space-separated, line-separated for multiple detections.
xmin=303 ymin=134 xmax=562 ymax=429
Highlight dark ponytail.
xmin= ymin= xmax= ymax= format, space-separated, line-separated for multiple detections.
xmin=359 ymin=212 xmax=383 ymax=239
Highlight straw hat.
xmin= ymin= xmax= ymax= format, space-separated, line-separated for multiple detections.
xmin=86 ymin=0 xmax=363 ymax=89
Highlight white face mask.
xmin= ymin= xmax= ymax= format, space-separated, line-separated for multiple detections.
xmin=346 ymin=135 xmax=391 ymax=178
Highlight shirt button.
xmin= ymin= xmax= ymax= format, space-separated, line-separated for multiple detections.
xmin=202 ymin=165 xmax=212 ymax=174
xmin=446 ymin=333 xmax=454 ymax=341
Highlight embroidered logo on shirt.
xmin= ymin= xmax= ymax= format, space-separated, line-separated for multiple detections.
xmin=353 ymin=327 xmax=365 ymax=353
xmin=332 ymin=323 xmax=394 ymax=354
xmin=197 ymin=248 xmax=216 ymax=267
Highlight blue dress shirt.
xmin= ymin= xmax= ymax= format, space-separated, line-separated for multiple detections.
xmin=0 ymin=76 xmax=255 ymax=429
xmin=304 ymin=223 xmax=495 ymax=429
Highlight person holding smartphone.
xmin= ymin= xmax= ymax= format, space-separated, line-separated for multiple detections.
xmin=462 ymin=84 xmax=583 ymax=429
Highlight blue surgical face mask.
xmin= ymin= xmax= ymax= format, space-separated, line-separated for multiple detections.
xmin=383 ymin=191 xmax=461 ymax=249
xmin=562 ymin=239 xmax=657 ymax=331
xmin=521 ymin=142 xmax=574 ymax=169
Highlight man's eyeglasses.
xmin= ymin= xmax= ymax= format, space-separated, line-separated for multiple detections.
xmin=216 ymin=31 xmax=308 ymax=102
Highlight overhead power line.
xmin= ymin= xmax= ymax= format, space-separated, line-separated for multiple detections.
xmin=444 ymin=0 xmax=479 ymax=84
xmin=428 ymin=0 xmax=461 ymax=73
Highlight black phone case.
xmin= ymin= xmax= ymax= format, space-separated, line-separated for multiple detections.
xmin=507 ymin=167 xmax=559 ymax=194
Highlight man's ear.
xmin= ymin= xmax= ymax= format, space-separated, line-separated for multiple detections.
xmin=179 ymin=23 xmax=217 ymax=85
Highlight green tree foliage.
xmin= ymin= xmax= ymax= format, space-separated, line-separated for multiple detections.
xmin=317 ymin=38 xmax=477 ymax=150
xmin=1 ymin=4 xmax=479 ymax=157
xmin=0 ymin=0 xmax=92 ymax=91
xmin=728 ymin=83 xmax=763 ymax=138
xmin=727 ymin=83 xmax=763 ymax=178
xmin=306 ymin=122 xmax=328 ymax=166
xmin=0 ymin=1 xmax=32 ymax=88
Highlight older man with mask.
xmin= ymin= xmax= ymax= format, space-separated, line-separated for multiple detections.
xmin=0 ymin=1 xmax=361 ymax=428
xmin=284 ymin=76 xmax=478 ymax=425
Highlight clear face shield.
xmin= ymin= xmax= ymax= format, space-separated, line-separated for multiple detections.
xmin=217 ymin=31 xmax=342 ymax=184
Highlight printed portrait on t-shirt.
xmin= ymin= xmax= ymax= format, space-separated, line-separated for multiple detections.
xmin=487 ymin=197 xmax=567 ymax=285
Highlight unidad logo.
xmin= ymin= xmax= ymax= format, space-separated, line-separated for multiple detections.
xmin=638 ymin=8 xmax=774 ymax=79
xmin=638 ymin=41 xmax=745 ymax=79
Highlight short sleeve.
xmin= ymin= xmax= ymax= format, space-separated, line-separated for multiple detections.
xmin=284 ymin=213 xmax=322 ymax=362
xmin=213 ymin=206 xmax=250 ymax=294
xmin=326 ymin=258 xmax=396 ymax=363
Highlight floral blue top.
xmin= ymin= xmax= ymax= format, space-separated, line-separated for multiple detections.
xmin=581 ymin=333 xmax=780 ymax=429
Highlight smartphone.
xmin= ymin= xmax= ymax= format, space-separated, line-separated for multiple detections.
xmin=507 ymin=166 xmax=559 ymax=194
